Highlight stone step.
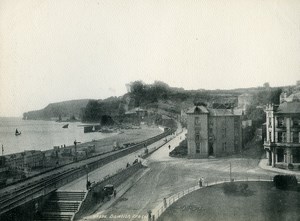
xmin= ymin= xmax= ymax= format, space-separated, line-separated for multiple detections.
xmin=50 ymin=192 xmax=85 ymax=201
xmin=34 ymin=213 xmax=72 ymax=221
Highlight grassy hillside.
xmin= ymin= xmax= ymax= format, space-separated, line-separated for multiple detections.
xmin=23 ymin=81 xmax=299 ymax=122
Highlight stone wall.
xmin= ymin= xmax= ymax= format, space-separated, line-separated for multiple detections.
xmin=74 ymin=163 xmax=143 ymax=220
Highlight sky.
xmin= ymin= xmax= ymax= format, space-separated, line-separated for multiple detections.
xmin=0 ymin=0 xmax=300 ymax=117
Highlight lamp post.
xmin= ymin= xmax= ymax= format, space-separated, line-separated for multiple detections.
xmin=74 ymin=140 xmax=81 ymax=162
xmin=229 ymin=162 xmax=232 ymax=182
xmin=85 ymin=165 xmax=90 ymax=190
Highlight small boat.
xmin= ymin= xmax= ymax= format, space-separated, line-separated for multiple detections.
xmin=62 ymin=124 xmax=69 ymax=129
xmin=15 ymin=129 xmax=21 ymax=136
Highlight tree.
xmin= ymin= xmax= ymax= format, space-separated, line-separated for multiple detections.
xmin=129 ymin=81 xmax=146 ymax=106
xmin=101 ymin=115 xmax=114 ymax=126
xmin=82 ymin=100 xmax=103 ymax=122
xmin=263 ymin=82 xmax=270 ymax=88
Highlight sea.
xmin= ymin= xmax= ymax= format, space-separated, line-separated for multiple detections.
xmin=0 ymin=117 xmax=114 ymax=155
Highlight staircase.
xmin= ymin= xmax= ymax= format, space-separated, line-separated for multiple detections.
xmin=35 ymin=191 xmax=86 ymax=221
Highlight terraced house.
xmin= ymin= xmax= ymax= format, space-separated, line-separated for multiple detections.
xmin=264 ymin=102 xmax=300 ymax=169
xmin=186 ymin=105 xmax=243 ymax=158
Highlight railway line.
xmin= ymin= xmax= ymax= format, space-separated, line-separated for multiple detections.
xmin=0 ymin=128 xmax=175 ymax=216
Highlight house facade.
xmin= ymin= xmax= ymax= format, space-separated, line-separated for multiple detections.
xmin=187 ymin=105 xmax=242 ymax=158
xmin=264 ymin=102 xmax=300 ymax=168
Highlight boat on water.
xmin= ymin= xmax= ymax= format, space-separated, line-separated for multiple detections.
xmin=62 ymin=124 xmax=69 ymax=129
xmin=15 ymin=129 xmax=21 ymax=136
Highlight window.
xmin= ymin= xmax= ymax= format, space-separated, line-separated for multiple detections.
xmin=196 ymin=142 xmax=200 ymax=153
xmin=195 ymin=117 xmax=200 ymax=125
xmin=209 ymin=121 xmax=213 ymax=134
xmin=234 ymin=117 xmax=239 ymax=128
xmin=234 ymin=140 xmax=239 ymax=152
xmin=292 ymin=132 xmax=300 ymax=143
xmin=277 ymin=132 xmax=286 ymax=143
xmin=222 ymin=142 xmax=227 ymax=152
xmin=277 ymin=149 xmax=284 ymax=162
xmin=195 ymin=131 xmax=200 ymax=141
xmin=222 ymin=127 xmax=227 ymax=138
xmin=277 ymin=118 xmax=285 ymax=127
xmin=234 ymin=128 xmax=239 ymax=137
xmin=282 ymin=132 xmax=287 ymax=142
xmin=293 ymin=149 xmax=300 ymax=163
xmin=292 ymin=118 xmax=300 ymax=127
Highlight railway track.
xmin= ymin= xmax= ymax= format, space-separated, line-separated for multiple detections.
xmin=0 ymin=128 xmax=175 ymax=216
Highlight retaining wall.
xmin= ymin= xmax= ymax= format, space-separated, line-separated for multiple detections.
xmin=74 ymin=163 xmax=143 ymax=220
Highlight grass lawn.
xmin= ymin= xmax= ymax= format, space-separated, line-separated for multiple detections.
xmin=158 ymin=182 xmax=300 ymax=221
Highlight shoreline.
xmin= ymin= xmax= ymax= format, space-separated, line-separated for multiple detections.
xmin=0 ymin=125 xmax=164 ymax=186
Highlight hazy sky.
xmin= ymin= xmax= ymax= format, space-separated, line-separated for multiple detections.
xmin=1 ymin=0 xmax=300 ymax=117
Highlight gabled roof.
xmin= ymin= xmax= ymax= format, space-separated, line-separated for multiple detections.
xmin=287 ymin=92 xmax=300 ymax=101
xmin=125 ymin=110 xmax=137 ymax=115
xmin=186 ymin=106 xmax=242 ymax=116
xmin=276 ymin=102 xmax=300 ymax=114
xmin=125 ymin=107 xmax=147 ymax=115
xmin=209 ymin=108 xmax=236 ymax=116
xmin=186 ymin=106 xmax=209 ymax=114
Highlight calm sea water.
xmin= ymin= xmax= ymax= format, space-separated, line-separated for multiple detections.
xmin=0 ymin=118 xmax=113 ymax=155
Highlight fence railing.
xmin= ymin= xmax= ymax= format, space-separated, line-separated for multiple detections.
xmin=149 ymin=176 xmax=275 ymax=221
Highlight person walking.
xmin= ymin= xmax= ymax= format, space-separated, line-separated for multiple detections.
xmin=199 ymin=178 xmax=203 ymax=187
xmin=113 ymin=189 xmax=117 ymax=198
xmin=163 ymin=197 xmax=167 ymax=208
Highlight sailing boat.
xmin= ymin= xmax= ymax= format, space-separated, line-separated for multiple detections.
xmin=62 ymin=124 xmax=69 ymax=129
xmin=15 ymin=129 xmax=21 ymax=136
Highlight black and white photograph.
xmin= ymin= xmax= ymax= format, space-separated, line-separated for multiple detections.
xmin=0 ymin=0 xmax=300 ymax=220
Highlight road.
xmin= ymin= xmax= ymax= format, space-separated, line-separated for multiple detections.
xmin=83 ymin=130 xmax=299 ymax=221
xmin=59 ymin=133 xmax=175 ymax=191
xmin=0 ymin=127 xmax=174 ymax=217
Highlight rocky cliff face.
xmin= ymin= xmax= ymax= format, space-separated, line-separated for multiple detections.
xmin=23 ymin=99 xmax=90 ymax=120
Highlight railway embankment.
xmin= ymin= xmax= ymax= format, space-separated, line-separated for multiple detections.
xmin=0 ymin=127 xmax=175 ymax=220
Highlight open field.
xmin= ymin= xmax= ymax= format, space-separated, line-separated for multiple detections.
xmin=158 ymin=181 xmax=300 ymax=221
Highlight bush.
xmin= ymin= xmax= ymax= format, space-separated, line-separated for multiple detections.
xmin=169 ymin=139 xmax=187 ymax=157
xmin=273 ymin=175 xmax=298 ymax=190
xmin=223 ymin=182 xmax=237 ymax=194
xmin=288 ymin=163 xmax=294 ymax=170
xmin=238 ymin=183 xmax=249 ymax=193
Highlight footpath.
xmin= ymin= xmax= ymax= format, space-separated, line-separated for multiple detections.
xmin=59 ymin=133 xmax=176 ymax=191
xmin=259 ymin=158 xmax=300 ymax=176
xmin=77 ymin=128 xmax=183 ymax=220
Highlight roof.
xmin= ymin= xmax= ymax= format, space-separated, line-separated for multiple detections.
xmin=134 ymin=107 xmax=146 ymax=112
xmin=162 ymin=115 xmax=171 ymax=120
xmin=276 ymin=102 xmax=300 ymax=114
xmin=287 ymin=92 xmax=300 ymax=101
xmin=186 ymin=106 xmax=242 ymax=116
xmin=209 ymin=109 xmax=236 ymax=116
xmin=125 ymin=107 xmax=147 ymax=115
xmin=186 ymin=106 xmax=209 ymax=114
xmin=238 ymin=93 xmax=253 ymax=98
xmin=125 ymin=110 xmax=137 ymax=115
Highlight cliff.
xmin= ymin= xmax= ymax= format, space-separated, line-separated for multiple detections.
xmin=23 ymin=99 xmax=90 ymax=120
